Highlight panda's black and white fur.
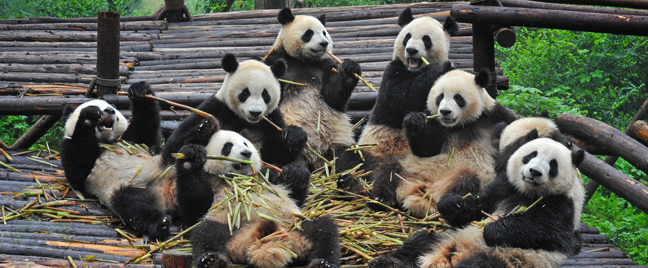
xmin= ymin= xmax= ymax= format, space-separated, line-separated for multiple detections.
xmin=174 ymin=130 xmax=339 ymax=268
xmin=163 ymin=54 xmax=307 ymax=167
xmin=366 ymin=68 xmax=516 ymax=217
xmin=264 ymin=8 xmax=361 ymax=168
xmin=369 ymin=138 xmax=586 ymax=268
xmin=60 ymin=82 xmax=186 ymax=241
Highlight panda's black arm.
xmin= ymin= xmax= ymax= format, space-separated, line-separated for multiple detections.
xmin=367 ymin=159 xmax=402 ymax=212
xmin=266 ymin=163 xmax=310 ymax=207
xmin=120 ymin=82 xmax=162 ymax=148
xmin=321 ymin=59 xmax=361 ymax=112
xmin=437 ymin=174 xmax=509 ymax=227
xmin=483 ymin=195 xmax=575 ymax=254
xmin=488 ymin=103 xmax=520 ymax=126
xmin=174 ymin=144 xmax=215 ymax=226
xmin=60 ymin=106 xmax=103 ymax=191
xmin=259 ymin=109 xmax=306 ymax=166
xmin=403 ymin=112 xmax=446 ymax=158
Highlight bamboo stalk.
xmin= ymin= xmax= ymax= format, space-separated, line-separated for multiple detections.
xmin=172 ymin=153 xmax=254 ymax=165
xmin=130 ymin=221 xmax=201 ymax=264
xmin=116 ymin=92 xmax=213 ymax=118
xmin=0 ymin=148 xmax=13 ymax=162
xmin=277 ymin=78 xmax=307 ymax=86
xmin=327 ymin=50 xmax=377 ymax=91
xmin=262 ymin=116 xmax=283 ymax=132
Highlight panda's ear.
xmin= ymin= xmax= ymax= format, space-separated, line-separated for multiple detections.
xmin=474 ymin=69 xmax=492 ymax=88
xmin=222 ymin=53 xmax=239 ymax=73
xmin=318 ymin=14 xmax=326 ymax=26
xmin=443 ymin=16 xmax=459 ymax=37
xmin=538 ymin=110 xmax=550 ymax=118
xmin=271 ymin=59 xmax=287 ymax=78
xmin=278 ymin=8 xmax=295 ymax=25
xmin=523 ymin=129 xmax=539 ymax=143
xmin=62 ymin=105 xmax=75 ymax=122
xmin=493 ymin=121 xmax=509 ymax=139
xmin=441 ymin=61 xmax=454 ymax=75
xmin=398 ymin=8 xmax=414 ymax=27
xmin=571 ymin=149 xmax=585 ymax=167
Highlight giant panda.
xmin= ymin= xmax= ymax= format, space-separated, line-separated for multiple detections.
xmin=336 ymin=8 xmax=459 ymax=174
xmin=60 ymin=82 xmax=208 ymax=241
xmin=366 ymin=68 xmax=516 ymax=217
xmin=368 ymin=138 xmax=586 ymax=268
xmin=163 ymin=54 xmax=306 ymax=167
xmin=173 ymin=131 xmax=339 ymax=268
xmin=264 ymin=8 xmax=362 ymax=169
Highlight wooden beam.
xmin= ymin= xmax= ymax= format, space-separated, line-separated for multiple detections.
xmin=629 ymin=120 xmax=648 ymax=147
xmin=451 ymin=5 xmax=648 ymax=36
xmin=568 ymin=135 xmax=617 ymax=156
xmin=500 ymin=0 xmax=648 ymax=16
xmin=9 ymin=115 xmax=62 ymax=150
xmin=0 ymin=139 xmax=8 ymax=149
xmin=468 ymin=0 xmax=498 ymax=98
xmin=96 ymin=11 xmax=121 ymax=97
xmin=531 ymin=0 xmax=648 ymax=9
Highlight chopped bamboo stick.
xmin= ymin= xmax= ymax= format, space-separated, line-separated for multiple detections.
xmin=116 ymin=92 xmax=213 ymax=118
xmin=427 ymin=114 xmax=440 ymax=120
xmin=127 ymin=165 xmax=143 ymax=183
xmin=262 ymin=47 xmax=275 ymax=62
xmin=278 ymin=78 xmax=307 ymax=86
xmin=262 ymin=116 xmax=283 ymax=132
xmin=0 ymin=148 xmax=12 ymax=162
xmin=326 ymin=50 xmax=377 ymax=92
xmin=262 ymin=161 xmax=283 ymax=174
xmin=0 ymin=160 xmax=20 ymax=173
xmin=421 ymin=57 xmax=430 ymax=65
xmin=172 ymin=153 xmax=254 ymax=165
xmin=130 ymin=221 xmax=201 ymax=264
xmin=447 ymin=147 xmax=455 ymax=167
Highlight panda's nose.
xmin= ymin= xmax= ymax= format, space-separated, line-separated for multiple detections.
xmin=440 ymin=109 xmax=452 ymax=116
xmin=104 ymin=107 xmax=115 ymax=115
xmin=406 ymin=48 xmax=418 ymax=55
xmin=249 ymin=111 xmax=262 ymax=117
xmin=240 ymin=150 xmax=252 ymax=159
xmin=319 ymin=41 xmax=329 ymax=48
xmin=529 ymin=168 xmax=543 ymax=177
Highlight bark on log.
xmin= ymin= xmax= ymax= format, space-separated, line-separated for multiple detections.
xmin=0 ymin=63 xmax=129 ymax=76
xmin=0 ymin=242 xmax=131 ymax=263
xmin=500 ymin=0 xmax=648 ymax=16
xmin=470 ymin=0 xmax=498 ymax=98
xmin=628 ymin=120 xmax=648 ymax=147
xmin=532 ymin=0 xmax=648 ymax=9
xmin=0 ymin=139 xmax=8 ymax=149
xmin=9 ymin=114 xmax=62 ymax=150
xmin=0 ymin=21 xmax=166 ymax=31
xmin=0 ymin=85 xmax=88 ymax=96
xmin=494 ymin=26 xmax=516 ymax=48
xmin=0 ymin=16 xmax=155 ymax=25
xmin=97 ymin=11 xmax=121 ymax=97
xmin=162 ymin=250 xmax=193 ymax=268
xmin=451 ymin=5 xmax=648 ymax=36
xmin=567 ymin=135 xmax=617 ymax=156
xmin=0 ymin=30 xmax=159 ymax=42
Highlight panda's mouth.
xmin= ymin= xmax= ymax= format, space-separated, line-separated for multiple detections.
xmin=523 ymin=176 xmax=539 ymax=186
xmin=407 ymin=58 xmax=423 ymax=69
xmin=97 ymin=116 xmax=114 ymax=131
xmin=441 ymin=117 xmax=456 ymax=124
xmin=233 ymin=163 xmax=243 ymax=170
xmin=310 ymin=48 xmax=325 ymax=54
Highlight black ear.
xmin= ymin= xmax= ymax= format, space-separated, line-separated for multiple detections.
xmin=62 ymin=105 xmax=75 ymax=122
xmin=474 ymin=69 xmax=492 ymax=88
xmin=398 ymin=8 xmax=414 ymax=27
xmin=441 ymin=61 xmax=454 ymax=75
xmin=250 ymin=56 xmax=263 ymax=62
xmin=538 ymin=110 xmax=550 ymax=118
xmin=278 ymin=8 xmax=295 ymax=25
xmin=271 ymin=59 xmax=286 ymax=78
xmin=318 ymin=14 xmax=326 ymax=26
xmin=572 ymin=149 xmax=585 ymax=167
xmin=443 ymin=16 xmax=459 ymax=37
xmin=494 ymin=121 xmax=509 ymax=139
xmin=222 ymin=53 xmax=238 ymax=73
xmin=523 ymin=129 xmax=540 ymax=143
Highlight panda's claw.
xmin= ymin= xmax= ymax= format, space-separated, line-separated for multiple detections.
xmin=144 ymin=214 xmax=172 ymax=243
xmin=336 ymin=173 xmax=363 ymax=193
xmin=197 ymin=252 xmax=232 ymax=268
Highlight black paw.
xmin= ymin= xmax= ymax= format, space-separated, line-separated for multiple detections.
xmin=177 ymin=144 xmax=207 ymax=171
xmin=79 ymin=106 xmax=102 ymax=126
xmin=437 ymin=193 xmax=477 ymax=227
xmin=282 ymin=126 xmax=308 ymax=151
xmin=307 ymin=258 xmax=340 ymax=268
xmin=144 ymin=214 xmax=171 ymax=243
xmin=281 ymin=164 xmax=311 ymax=190
xmin=339 ymin=59 xmax=361 ymax=77
xmin=189 ymin=117 xmax=219 ymax=145
xmin=148 ymin=145 xmax=161 ymax=155
xmin=336 ymin=173 xmax=363 ymax=193
xmin=196 ymin=252 xmax=232 ymax=268
xmin=128 ymin=81 xmax=153 ymax=99
xmin=403 ymin=112 xmax=429 ymax=133
xmin=368 ymin=255 xmax=409 ymax=268
xmin=366 ymin=194 xmax=398 ymax=212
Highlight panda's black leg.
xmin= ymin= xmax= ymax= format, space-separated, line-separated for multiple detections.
xmin=110 ymin=185 xmax=171 ymax=242
xmin=451 ymin=251 xmax=508 ymax=268
xmin=191 ymin=220 xmax=234 ymax=268
xmin=162 ymin=115 xmax=219 ymax=165
xmin=368 ymin=229 xmax=440 ymax=268
xmin=175 ymin=144 xmax=213 ymax=226
xmin=367 ymin=158 xmax=401 ymax=212
xmin=267 ymin=163 xmax=310 ymax=207
xmin=403 ymin=112 xmax=446 ymax=158
xmin=60 ymin=106 xmax=103 ymax=191
xmin=120 ymin=81 xmax=162 ymax=147
xmin=299 ymin=216 xmax=340 ymax=268
xmin=437 ymin=170 xmax=484 ymax=227
xmin=321 ymin=60 xmax=361 ymax=111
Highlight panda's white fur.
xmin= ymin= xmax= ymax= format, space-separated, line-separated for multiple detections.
xmin=203 ymin=130 xmax=263 ymax=175
xmin=273 ymin=14 xmax=332 ymax=61
xmin=499 ymin=117 xmax=559 ymax=151
xmin=215 ymin=60 xmax=281 ymax=124
xmin=63 ymin=100 xmax=127 ymax=142
xmin=394 ymin=17 xmax=450 ymax=72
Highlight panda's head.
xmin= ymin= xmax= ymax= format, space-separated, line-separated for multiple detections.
xmin=394 ymin=8 xmax=458 ymax=72
xmin=427 ymin=68 xmax=495 ymax=128
xmin=507 ymin=138 xmax=585 ymax=198
xmin=203 ymin=130 xmax=263 ymax=176
xmin=216 ymin=54 xmax=286 ymax=123
xmin=498 ymin=117 xmax=560 ymax=151
xmin=274 ymin=8 xmax=332 ymax=61
xmin=63 ymin=99 xmax=128 ymax=143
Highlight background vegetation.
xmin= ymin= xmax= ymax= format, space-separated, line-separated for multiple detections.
xmin=1 ymin=0 xmax=646 ymax=264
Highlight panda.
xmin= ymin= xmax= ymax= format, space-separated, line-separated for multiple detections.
xmin=173 ymin=131 xmax=339 ymax=268
xmin=60 ymin=82 xmax=202 ymax=241
xmin=264 ymin=8 xmax=362 ymax=169
xmin=369 ymin=138 xmax=586 ymax=268
xmin=162 ymin=54 xmax=307 ymax=168
xmin=336 ymin=8 xmax=459 ymax=175
xmin=365 ymin=68 xmax=517 ymax=218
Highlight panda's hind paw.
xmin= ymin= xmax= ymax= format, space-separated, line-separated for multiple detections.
xmin=307 ymin=259 xmax=340 ymax=268
xmin=282 ymin=126 xmax=308 ymax=150
xmin=197 ymin=252 xmax=232 ymax=268
xmin=144 ymin=215 xmax=171 ymax=243
xmin=177 ymin=144 xmax=207 ymax=171
xmin=336 ymin=173 xmax=363 ymax=193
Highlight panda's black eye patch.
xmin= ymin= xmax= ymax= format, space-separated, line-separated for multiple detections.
xmin=422 ymin=35 xmax=432 ymax=49
xmin=403 ymin=33 xmax=411 ymax=47
xmin=238 ymin=88 xmax=250 ymax=102
xmin=222 ymin=142 xmax=233 ymax=157
xmin=302 ymin=29 xmax=314 ymax=43
xmin=262 ymin=89 xmax=271 ymax=104
xmin=549 ymin=159 xmax=558 ymax=177
xmin=243 ymin=142 xmax=248 ymax=148
xmin=435 ymin=93 xmax=444 ymax=106
xmin=454 ymin=94 xmax=466 ymax=108
xmin=522 ymin=151 xmax=537 ymax=164
xmin=323 ymin=31 xmax=326 ymax=36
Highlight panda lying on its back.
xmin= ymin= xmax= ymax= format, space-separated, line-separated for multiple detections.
xmin=370 ymin=138 xmax=585 ymax=268
xmin=173 ymin=131 xmax=339 ymax=268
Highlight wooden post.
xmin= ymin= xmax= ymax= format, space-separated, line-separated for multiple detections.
xmin=96 ymin=11 xmax=121 ymax=98
xmin=466 ymin=0 xmax=498 ymax=99
xmin=162 ymin=250 xmax=192 ymax=268
xmin=255 ymin=0 xmax=292 ymax=10
xmin=9 ymin=115 xmax=62 ymax=150
xmin=494 ymin=26 xmax=516 ymax=48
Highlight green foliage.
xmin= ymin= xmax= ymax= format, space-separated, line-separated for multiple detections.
xmin=0 ymin=116 xmax=64 ymax=151
xmin=497 ymin=85 xmax=583 ymax=118
xmin=0 ymin=0 xmax=40 ymax=19
xmin=36 ymin=0 xmax=147 ymax=18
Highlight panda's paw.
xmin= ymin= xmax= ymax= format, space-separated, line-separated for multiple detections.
xmin=336 ymin=173 xmax=362 ymax=193
xmin=177 ymin=144 xmax=207 ymax=171
xmin=282 ymin=126 xmax=308 ymax=150
xmin=144 ymin=215 xmax=171 ymax=243
xmin=197 ymin=252 xmax=232 ymax=268
xmin=148 ymin=144 xmax=161 ymax=155
xmin=79 ymin=106 xmax=102 ymax=126
xmin=366 ymin=193 xmax=398 ymax=212
xmin=190 ymin=117 xmax=219 ymax=144
xmin=128 ymin=81 xmax=153 ymax=99
xmin=281 ymin=163 xmax=311 ymax=190
xmin=340 ymin=59 xmax=362 ymax=77
xmin=307 ymin=259 xmax=339 ymax=268
xmin=403 ymin=112 xmax=429 ymax=133
xmin=368 ymin=255 xmax=409 ymax=268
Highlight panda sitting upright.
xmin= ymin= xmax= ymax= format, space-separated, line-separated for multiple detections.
xmin=265 ymin=8 xmax=362 ymax=169
xmin=163 ymin=54 xmax=307 ymax=167
xmin=173 ymin=131 xmax=339 ymax=268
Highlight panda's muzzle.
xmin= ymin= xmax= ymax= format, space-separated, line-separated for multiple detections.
xmin=97 ymin=115 xmax=115 ymax=131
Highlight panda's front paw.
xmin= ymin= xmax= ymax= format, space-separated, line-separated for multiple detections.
xmin=336 ymin=173 xmax=363 ymax=193
xmin=367 ymin=193 xmax=398 ymax=212
xmin=196 ymin=252 xmax=232 ymax=268
xmin=281 ymin=163 xmax=311 ymax=190
xmin=177 ymin=144 xmax=207 ymax=172
xmin=79 ymin=106 xmax=102 ymax=127
xmin=339 ymin=59 xmax=361 ymax=77
xmin=403 ymin=112 xmax=429 ymax=133
xmin=307 ymin=258 xmax=340 ymax=268
xmin=282 ymin=126 xmax=307 ymax=151
xmin=437 ymin=193 xmax=479 ymax=227
xmin=148 ymin=144 xmax=161 ymax=155
xmin=189 ymin=117 xmax=219 ymax=145
xmin=144 ymin=215 xmax=171 ymax=243
xmin=128 ymin=81 xmax=153 ymax=99
xmin=368 ymin=255 xmax=410 ymax=268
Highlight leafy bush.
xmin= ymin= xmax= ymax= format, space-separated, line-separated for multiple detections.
xmin=36 ymin=0 xmax=147 ymax=18
xmin=497 ymin=85 xmax=583 ymax=118
xmin=0 ymin=116 xmax=64 ymax=151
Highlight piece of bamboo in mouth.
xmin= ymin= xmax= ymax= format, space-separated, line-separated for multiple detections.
xmin=116 ymin=92 xmax=213 ymax=118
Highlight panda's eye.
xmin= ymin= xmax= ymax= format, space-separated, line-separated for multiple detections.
xmin=302 ymin=29 xmax=314 ymax=43
xmin=262 ymin=89 xmax=271 ymax=104
xmin=323 ymin=31 xmax=326 ymax=36
xmin=243 ymin=142 xmax=248 ymax=147
xmin=238 ymin=88 xmax=250 ymax=102
xmin=522 ymin=151 xmax=537 ymax=164
xmin=422 ymin=35 xmax=432 ymax=49
xmin=222 ymin=142 xmax=233 ymax=157
xmin=403 ymin=33 xmax=411 ymax=47
xmin=454 ymin=94 xmax=466 ymax=108
xmin=435 ymin=93 xmax=444 ymax=106
xmin=549 ymin=159 xmax=558 ymax=177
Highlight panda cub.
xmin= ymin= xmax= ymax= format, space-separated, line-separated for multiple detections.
xmin=367 ymin=68 xmax=516 ymax=217
xmin=163 ymin=54 xmax=307 ymax=167
xmin=265 ymin=8 xmax=362 ymax=168
xmin=60 ymin=82 xmax=192 ymax=241
xmin=370 ymin=138 xmax=585 ymax=268
xmin=174 ymin=131 xmax=339 ymax=268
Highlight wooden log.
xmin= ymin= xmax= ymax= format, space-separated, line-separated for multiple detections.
xmin=572 ymin=251 xmax=627 ymax=259
xmin=0 ymin=63 xmax=129 ymax=76
xmin=0 ymin=30 xmax=159 ymax=42
xmin=470 ymin=0 xmax=498 ymax=98
xmin=532 ymin=0 xmax=648 ymax=9
xmin=0 ymin=139 xmax=7 ymax=149
xmin=561 ymin=258 xmax=637 ymax=265
xmin=162 ymin=250 xmax=193 ymax=268
xmin=0 ymin=21 xmax=166 ymax=31
xmin=0 ymin=85 xmax=88 ymax=96
xmin=97 ymin=11 xmax=121 ymax=97
xmin=0 ymin=15 xmax=155 ymax=25
xmin=0 ymin=72 xmax=126 ymax=84
xmin=0 ymin=242 xmax=131 ymax=263
xmin=494 ymin=26 xmax=516 ymax=48
xmin=451 ymin=5 xmax=648 ymax=36
xmin=628 ymin=120 xmax=648 ymax=147
xmin=9 ymin=114 xmax=62 ymax=150
xmin=567 ymin=135 xmax=617 ymax=156
xmin=0 ymin=54 xmax=136 ymax=65
xmin=500 ymin=0 xmax=648 ymax=16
